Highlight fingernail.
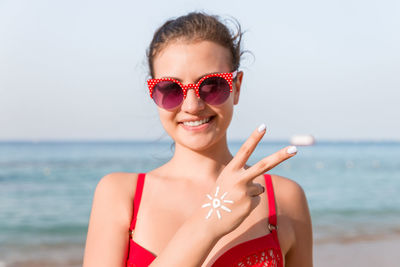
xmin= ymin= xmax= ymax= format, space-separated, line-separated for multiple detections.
xmin=257 ymin=123 xmax=266 ymax=133
xmin=286 ymin=146 xmax=298 ymax=154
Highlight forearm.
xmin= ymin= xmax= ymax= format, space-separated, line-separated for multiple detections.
xmin=149 ymin=213 xmax=220 ymax=267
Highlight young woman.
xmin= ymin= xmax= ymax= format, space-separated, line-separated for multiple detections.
xmin=83 ymin=12 xmax=313 ymax=267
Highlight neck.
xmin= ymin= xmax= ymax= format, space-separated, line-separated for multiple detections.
xmin=168 ymin=135 xmax=233 ymax=182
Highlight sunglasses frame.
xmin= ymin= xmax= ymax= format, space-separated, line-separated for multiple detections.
xmin=147 ymin=70 xmax=238 ymax=102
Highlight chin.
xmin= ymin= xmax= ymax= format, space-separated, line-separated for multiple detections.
xmin=175 ymin=135 xmax=218 ymax=152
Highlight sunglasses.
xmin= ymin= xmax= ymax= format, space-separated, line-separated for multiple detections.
xmin=147 ymin=70 xmax=238 ymax=110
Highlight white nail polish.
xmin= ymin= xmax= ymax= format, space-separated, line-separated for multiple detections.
xmin=257 ymin=123 xmax=266 ymax=133
xmin=287 ymin=146 xmax=297 ymax=154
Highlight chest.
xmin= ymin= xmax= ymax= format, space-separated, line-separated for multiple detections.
xmin=130 ymin=175 xmax=293 ymax=265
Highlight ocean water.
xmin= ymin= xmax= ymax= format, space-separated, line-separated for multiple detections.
xmin=0 ymin=140 xmax=399 ymax=255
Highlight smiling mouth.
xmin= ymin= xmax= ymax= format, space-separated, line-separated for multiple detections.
xmin=181 ymin=116 xmax=215 ymax=127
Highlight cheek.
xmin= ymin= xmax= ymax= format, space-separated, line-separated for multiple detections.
xmin=223 ymin=107 xmax=234 ymax=127
xmin=158 ymin=110 xmax=177 ymax=132
xmin=215 ymin=100 xmax=235 ymax=128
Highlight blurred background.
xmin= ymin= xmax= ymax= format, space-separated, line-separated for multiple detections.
xmin=0 ymin=0 xmax=399 ymax=266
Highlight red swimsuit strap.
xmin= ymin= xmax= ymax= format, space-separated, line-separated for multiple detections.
xmin=129 ymin=173 xmax=146 ymax=230
xmin=264 ymin=173 xmax=282 ymax=253
xmin=264 ymin=174 xmax=277 ymax=227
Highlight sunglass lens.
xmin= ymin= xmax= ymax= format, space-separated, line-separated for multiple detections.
xmin=152 ymin=81 xmax=183 ymax=109
xmin=199 ymin=76 xmax=230 ymax=105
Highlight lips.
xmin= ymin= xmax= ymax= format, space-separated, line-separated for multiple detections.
xmin=179 ymin=116 xmax=215 ymax=128
xmin=182 ymin=117 xmax=211 ymax=126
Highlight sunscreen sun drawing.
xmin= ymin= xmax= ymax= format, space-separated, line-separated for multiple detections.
xmin=202 ymin=186 xmax=234 ymax=219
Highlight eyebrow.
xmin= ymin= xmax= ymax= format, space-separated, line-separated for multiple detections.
xmin=161 ymin=71 xmax=220 ymax=83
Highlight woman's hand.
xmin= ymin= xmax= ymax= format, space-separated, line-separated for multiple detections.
xmin=198 ymin=124 xmax=297 ymax=238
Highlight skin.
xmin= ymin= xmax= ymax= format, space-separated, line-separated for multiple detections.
xmin=83 ymin=40 xmax=313 ymax=267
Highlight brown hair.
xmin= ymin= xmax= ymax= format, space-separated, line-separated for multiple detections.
xmin=146 ymin=12 xmax=245 ymax=78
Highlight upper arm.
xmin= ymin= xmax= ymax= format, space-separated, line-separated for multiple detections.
xmin=273 ymin=175 xmax=313 ymax=267
xmin=83 ymin=172 xmax=138 ymax=267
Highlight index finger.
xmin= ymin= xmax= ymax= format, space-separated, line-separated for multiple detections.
xmin=229 ymin=124 xmax=267 ymax=170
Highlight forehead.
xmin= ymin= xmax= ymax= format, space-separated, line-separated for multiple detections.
xmin=152 ymin=40 xmax=232 ymax=79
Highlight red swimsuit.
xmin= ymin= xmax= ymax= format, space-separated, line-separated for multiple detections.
xmin=126 ymin=173 xmax=283 ymax=267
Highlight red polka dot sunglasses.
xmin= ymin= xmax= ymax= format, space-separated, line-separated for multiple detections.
xmin=147 ymin=70 xmax=238 ymax=110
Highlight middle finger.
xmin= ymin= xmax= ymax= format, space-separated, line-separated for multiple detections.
xmin=243 ymin=146 xmax=298 ymax=183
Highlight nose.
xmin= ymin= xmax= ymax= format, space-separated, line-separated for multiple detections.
xmin=180 ymin=88 xmax=205 ymax=113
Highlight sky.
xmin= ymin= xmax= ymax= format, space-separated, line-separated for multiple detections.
xmin=1 ymin=0 xmax=399 ymax=142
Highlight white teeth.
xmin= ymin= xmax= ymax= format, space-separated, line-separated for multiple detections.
xmin=183 ymin=117 xmax=211 ymax=127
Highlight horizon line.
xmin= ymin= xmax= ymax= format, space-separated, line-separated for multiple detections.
xmin=0 ymin=138 xmax=399 ymax=144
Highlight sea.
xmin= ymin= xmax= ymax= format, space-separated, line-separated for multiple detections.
xmin=0 ymin=140 xmax=399 ymax=263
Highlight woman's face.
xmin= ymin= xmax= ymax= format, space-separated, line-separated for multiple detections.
xmin=152 ymin=40 xmax=243 ymax=152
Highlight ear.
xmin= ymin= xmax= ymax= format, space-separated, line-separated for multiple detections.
xmin=233 ymin=71 xmax=243 ymax=105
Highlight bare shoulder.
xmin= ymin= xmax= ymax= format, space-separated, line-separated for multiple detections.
xmin=83 ymin=172 xmax=139 ymax=267
xmin=269 ymin=174 xmax=313 ymax=267
xmin=270 ymin=174 xmax=307 ymax=209
xmin=96 ymin=172 xmax=139 ymax=197
xmin=269 ymin=174 xmax=311 ymax=225
xmin=93 ymin=172 xmax=139 ymax=225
